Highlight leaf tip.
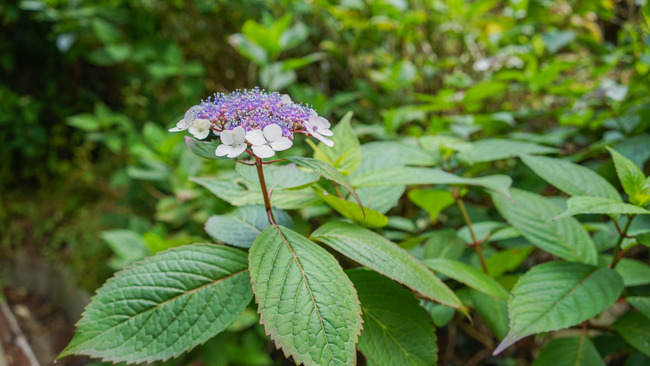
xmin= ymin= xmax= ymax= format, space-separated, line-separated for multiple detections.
xmin=493 ymin=333 xmax=521 ymax=356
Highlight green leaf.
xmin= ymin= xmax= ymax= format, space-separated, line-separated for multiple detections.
xmin=470 ymin=289 xmax=509 ymax=340
xmin=599 ymin=256 xmax=650 ymax=287
xmin=362 ymin=141 xmax=438 ymax=166
xmin=191 ymin=177 xmax=319 ymax=209
xmin=492 ymin=188 xmax=598 ymax=265
xmin=285 ymin=156 xmax=363 ymax=210
xmin=59 ymin=244 xmax=253 ymax=363
xmin=185 ymin=136 xmax=224 ymax=160
xmin=520 ymin=155 xmax=621 ymax=201
xmin=350 ymin=145 xmax=405 ymax=214
xmin=352 ymin=167 xmax=512 ymax=198
xmin=227 ymin=33 xmax=268 ymax=64
xmin=248 ymin=226 xmax=362 ymax=366
xmin=311 ymin=222 xmax=464 ymax=310
xmin=408 ymin=189 xmax=455 ymax=223
xmin=608 ymin=147 xmax=650 ymax=207
xmin=532 ymin=335 xmax=605 ymax=366
xmin=101 ymin=230 xmax=151 ymax=269
xmin=423 ymin=229 xmax=466 ymax=261
xmin=348 ymin=269 xmax=438 ymax=366
xmin=628 ymin=297 xmax=650 ymax=320
xmin=317 ymin=189 xmax=389 ymax=228
xmin=204 ymin=205 xmax=292 ymax=248
xmin=236 ymin=163 xmax=320 ymax=190
xmin=457 ymin=221 xmax=507 ymax=244
xmin=612 ymin=312 xmax=650 ymax=357
xmin=494 ymin=261 xmax=623 ymax=354
xmin=423 ymin=258 xmax=509 ymax=299
xmin=555 ymin=196 xmax=650 ymax=219
xmin=458 ymin=139 xmax=558 ymax=164
xmin=485 ymin=247 xmax=534 ymax=278
xmin=313 ymin=112 xmax=361 ymax=175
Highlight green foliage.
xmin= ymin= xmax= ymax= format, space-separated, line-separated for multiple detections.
xmin=205 ymin=205 xmax=292 ymax=248
xmin=423 ymin=258 xmax=509 ymax=299
xmin=532 ymin=335 xmax=604 ymax=366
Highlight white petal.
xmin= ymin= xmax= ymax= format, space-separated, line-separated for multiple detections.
xmin=184 ymin=105 xmax=200 ymax=123
xmin=220 ymin=130 xmax=235 ymax=145
xmin=263 ymin=124 xmax=283 ymax=141
xmin=316 ymin=116 xmax=331 ymax=129
xmin=246 ymin=129 xmax=267 ymax=146
xmin=215 ymin=144 xmax=233 ymax=157
xmin=318 ymin=128 xmax=334 ymax=137
xmin=281 ymin=94 xmax=292 ymax=104
xmin=227 ymin=143 xmax=247 ymax=158
xmin=269 ymin=137 xmax=293 ymax=151
xmin=169 ymin=119 xmax=189 ymax=132
xmin=313 ymin=133 xmax=334 ymax=147
xmin=252 ymin=144 xmax=275 ymax=158
xmin=232 ymin=126 xmax=246 ymax=144
xmin=193 ymin=128 xmax=210 ymax=140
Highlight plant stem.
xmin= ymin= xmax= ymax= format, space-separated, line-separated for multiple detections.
xmin=255 ymin=156 xmax=276 ymax=226
xmin=610 ymin=215 xmax=634 ymax=269
xmin=452 ymin=186 xmax=489 ymax=274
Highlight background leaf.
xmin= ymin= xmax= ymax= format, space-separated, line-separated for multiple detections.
xmin=555 ymin=196 xmax=650 ymax=219
xmin=628 ymin=297 xmax=650 ymax=320
xmin=236 ymin=163 xmax=320 ymax=190
xmin=608 ymin=147 xmax=650 ymax=206
xmin=248 ymin=225 xmax=363 ymax=366
xmin=423 ymin=258 xmax=509 ymax=299
xmin=313 ymin=112 xmax=361 ymax=175
xmin=204 ymin=205 xmax=292 ymax=248
xmin=612 ymin=312 xmax=650 ymax=357
xmin=59 ymin=244 xmax=253 ymax=363
xmin=317 ymin=189 xmax=389 ymax=228
xmin=532 ymin=335 xmax=604 ymax=366
xmin=185 ymin=136 xmax=224 ymax=160
xmin=458 ymin=139 xmax=558 ymax=164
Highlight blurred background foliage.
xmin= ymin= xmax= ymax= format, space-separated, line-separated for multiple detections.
xmin=1 ymin=0 xmax=649 ymax=364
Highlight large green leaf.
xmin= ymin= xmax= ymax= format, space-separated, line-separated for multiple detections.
xmin=59 ymin=244 xmax=253 ymax=363
xmin=494 ymin=261 xmax=623 ymax=354
xmin=248 ymin=226 xmax=362 ymax=366
xmin=470 ymin=289 xmax=509 ymax=340
xmin=423 ymin=229 xmax=466 ymax=261
xmin=313 ymin=112 xmax=361 ymax=175
xmin=317 ymin=189 xmax=389 ymax=228
xmin=612 ymin=312 xmax=650 ymax=357
xmin=492 ymin=188 xmax=598 ymax=265
xmin=458 ymin=139 xmax=557 ymax=164
xmin=101 ymin=229 xmax=151 ymax=269
xmin=608 ymin=147 xmax=650 ymax=207
xmin=555 ymin=196 xmax=650 ymax=219
xmin=285 ymin=156 xmax=363 ymax=210
xmin=628 ymin=297 xmax=650 ymax=320
xmin=532 ymin=335 xmax=605 ymax=366
xmin=185 ymin=137 xmax=225 ymax=160
xmin=599 ymin=256 xmax=650 ymax=287
xmin=352 ymin=167 xmax=512 ymax=198
xmin=520 ymin=155 xmax=621 ymax=201
xmin=311 ymin=222 xmax=464 ymax=310
xmin=204 ymin=205 xmax=292 ymax=248
xmin=361 ymin=141 xmax=438 ymax=166
xmin=348 ymin=269 xmax=437 ymax=366
xmin=236 ymin=163 xmax=319 ymax=190
xmin=423 ymin=258 xmax=509 ymax=299
xmin=191 ymin=176 xmax=319 ymax=209
xmin=350 ymin=145 xmax=405 ymax=214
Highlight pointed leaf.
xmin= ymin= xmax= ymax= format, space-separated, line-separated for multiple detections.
xmin=236 ymin=163 xmax=320 ymax=190
xmin=185 ymin=136 xmax=224 ymax=160
xmin=470 ymin=289 xmax=509 ymax=340
xmin=205 ymin=205 xmax=292 ymax=248
xmin=555 ymin=196 xmax=650 ymax=219
xmin=494 ymin=261 xmax=623 ymax=355
xmin=599 ymin=256 xmax=650 ymax=287
xmin=248 ymin=226 xmax=362 ymax=366
xmin=314 ymin=112 xmax=361 ymax=175
xmin=350 ymin=145 xmax=405 ymax=213
xmin=532 ymin=335 xmax=605 ymax=366
xmin=458 ymin=139 xmax=558 ymax=164
xmin=311 ymin=222 xmax=464 ymax=310
xmin=348 ymin=269 xmax=438 ymax=366
xmin=285 ymin=156 xmax=363 ymax=210
xmin=59 ymin=244 xmax=253 ymax=363
xmin=423 ymin=258 xmax=509 ymax=299
xmin=628 ymin=297 xmax=650 ymax=320
xmin=521 ymin=155 xmax=621 ymax=201
xmin=408 ymin=189 xmax=455 ymax=223
xmin=608 ymin=147 xmax=650 ymax=206
xmin=492 ymin=188 xmax=598 ymax=265
xmin=612 ymin=312 xmax=650 ymax=357
xmin=317 ymin=189 xmax=388 ymax=228
xmin=352 ymin=167 xmax=512 ymax=198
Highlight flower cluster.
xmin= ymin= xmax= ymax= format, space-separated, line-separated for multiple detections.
xmin=169 ymin=88 xmax=334 ymax=158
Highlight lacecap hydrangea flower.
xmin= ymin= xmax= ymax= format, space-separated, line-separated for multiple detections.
xmin=169 ymin=88 xmax=334 ymax=158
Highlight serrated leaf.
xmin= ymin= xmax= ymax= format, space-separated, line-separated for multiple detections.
xmin=458 ymin=139 xmax=558 ymax=164
xmin=236 ymin=163 xmax=320 ymax=190
xmin=348 ymin=269 xmax=438 ymax=366
xmin=317 ymin=189 xmax=389 ymax=228
xmin=311 ymin=222 xmax=464 ymax=310
xmin=185 ymin=136 xmax=224 ymax=160
xmin=408 ymin=189 xmax=455 ymax=223
xmin=492 ymin=188 xmax=598 ymax=265
xmin=608 ymin=147 xmax=650 ymax=207
xmin=628 ymin=297 xmax=650 ymax=320
xmin=612 ymin=312 xmax=650 ymax=357
xmin=191 ymin=177 xmax=319 ymax=209
xmin=555 ymin=196 xmax=650 ymax=219
xmin=204 ymin=205 xmax=292 ymax=248
xmin=494 ymin=261 xmax=623 ymax=355
xmin=532 ymin=335 xmax=605 ymax=366
xmin=285 ymin=156 xmax=363 ymax=211
xmin=59 ymin=244 xmax=253 ymax=363
xmin=520 ymin=155 xmax=621 ymax=201
xmin=313 ymin=112 xmax=361 ymax=175
xmin=470 ymin=289 xmax=509 ymax=340
xmin=248 ymin=225 xmax=362 ymax=366
xmin=352 ymin=167 xmax=512 ymax=198
xmin=423 ymin=258 xmax=509 ymax=299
